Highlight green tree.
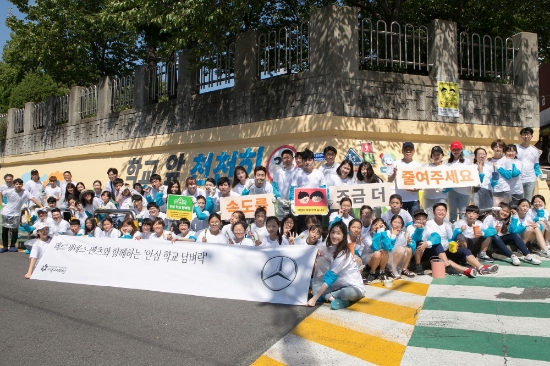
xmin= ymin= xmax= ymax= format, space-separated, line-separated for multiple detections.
xmin=8 ymin=71 xmax=61 ymax=109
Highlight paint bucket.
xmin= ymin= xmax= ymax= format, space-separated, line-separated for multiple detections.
xmin=383 ymin=279 xmax=393 ymax=287
xmin=430 ymin=256 xmax=446 ymax=279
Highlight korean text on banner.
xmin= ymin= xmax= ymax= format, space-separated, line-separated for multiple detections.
xmin=166 ymin=195 xmax=194 ymax=220
xmin=294 ymin=188 xmax=328 ymax=215
xmin=31 ymin=236 xmax=317 ymax=306
xmin=395 ymin=165 xmax=480 ymax=190
xmin=329 ymin=183 xmax=393 ymax=209
xmin=220 ymin=194 xmax=275 ymax=220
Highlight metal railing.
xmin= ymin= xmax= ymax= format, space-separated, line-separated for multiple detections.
xmin=0 ymin=113 xmax=7 ymax=140
xmin=258 ymin=22 xmax=309 ymax=79
xmin=458 ymin=32 xmax=516 ymax=83
xmin=111 ymin=74 xmax=135 ymax=111
xmin=197 ymin=44 xmax=235 ymax=93
xmin=80 ymin=85 xmax=98 ymax=118
xmin=359 ymin=18 xmax=430 ymax=73
xmin=147 ymin=62 xmax=178 ymax=101
xmin=14 ymin=108 xmax=24 ymax=134
xmin=54 ymin=94 xmax=69 ymax=124
xmin=33 ymin=102 xmax=46 ymax=129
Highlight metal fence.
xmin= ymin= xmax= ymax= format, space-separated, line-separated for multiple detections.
xmin=80 ymin=85 xmax=98 ymax=118
xmin=33 ymin=102 xmax=46 ymax=129
xmin=111 ymin=75 xmax=135 ymax=111
xmin=54 ymin=94 xmax=69 ymax=124
xmin=359 ymin=18 xmax=430 ymax=73
xmin=197 ymin=44 xmax=235 ymax=93
xmin=14 ymin=108 xmax=24 ymax=134
xmin=458 ymin=32 xmax=516 ymax=83
xmin=0 ymin=113 xmax=7 ymax=139
xmin=258 ymin=22 xmax=309 ymax=79
xmin=147 ymin=62 xmax=178 ymax=101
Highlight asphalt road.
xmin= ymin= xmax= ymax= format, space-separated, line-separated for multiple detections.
xmin=0 ymin=252 xmax=316 ymax=366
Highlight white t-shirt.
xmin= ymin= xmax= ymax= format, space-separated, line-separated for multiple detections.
xmin=212 ymin=191 xmax=239 ymax=213
xmin=516 ymin=144 xmax=541 ymax=183
xmin=291 ymin=169 xmax=327 ymax=191
xmin=85 ymin=227 xmax=102 ymax=237
xmin=133 ymin=231 xmax=153 ymax=240
xmin=150 ymin=230 xmax=172 ymax=241
xmin=44 ymin=186 xmax=62 ymax=200
xmin=195 ymin=230 xmax=229 ymax=244
xmin=328 ymin=250 xmax=365 ymax=295
xmin=50 ymin=219 xmax=71 ymax=234
xmin=273 ymin=166 xmax=298 ymax=200
xmin=232 ymin=183 xmax=245 ymax=195
xmin=100 ymin=228 xmax=121 ymax=238
xmin=260 ymin=235 xmax=289 ymax=246
xmin=2 ymin=189 xmax=32 ymax=216
xmin=190 ymin=210 xmax=209 ymax=232
xmin=453 ymin=219 xmax=487 ymax=239
xmin=30 ymin=237 xmax=52 ymax=263
xmin=244 ymin=180 xmax=274 ymax=195
xmin=329 ymin=212 xmax=354 ymax=227
xmin=478 ymin=163 xmax=494 ymax=190
xmin=221 ymin=224 xmax=236 ymax=241
xmin=424 ymin=219 xmax=453 ymax=250
xmin=330 ymin=175 xmax=355 ymax=186
xmin=65 ymin=228 xmax=85 ymax=236
xmin=25 ymin=180 xmax=43 ymax=201
xmin=231 ymin=237 xmax=255 ymax=246
xmin=392 ymin=159 xmax=422 ymax=202
xmin=381 ymin=209 xmax=413 ymax=227
xmin=249 ymin=223 xmax=268 ymax=242
xmin=182 ymin=188 xmax=206 ymax=198
xmin=490 ymin=157 xmax=519 ymax=193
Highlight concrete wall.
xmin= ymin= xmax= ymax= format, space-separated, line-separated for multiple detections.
xmin=1 ymin=6 xmax=539 ymax=161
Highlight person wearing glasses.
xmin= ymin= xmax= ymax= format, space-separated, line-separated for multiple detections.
xmin=516 ymin=127 xmax=544 ymax=201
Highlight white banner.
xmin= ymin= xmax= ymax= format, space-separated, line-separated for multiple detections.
xmin=31 ymin=236 xmax=317 ymax=305
xmin=220 ymin=194 xmax=275 ymax=220
xmin=329 ymin=183 xmax=394 ymax=209
xmin=395 ymin=165 xmax=480 ymax=189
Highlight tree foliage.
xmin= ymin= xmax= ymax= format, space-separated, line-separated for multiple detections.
xmin=8 ymin=71 xmax=61 ymax=109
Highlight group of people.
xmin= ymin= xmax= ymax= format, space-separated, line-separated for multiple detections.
xmin=1 ymin=126 xmax=548 ymax=310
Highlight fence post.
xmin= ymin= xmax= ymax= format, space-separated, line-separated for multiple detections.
xmin=68 ymin=86 xmax=82 ymax=124
xmin=512 ymin=32 xmax=538 ymax=127
xmin=178 ymin=50 xmax=198 ymax=100
xmin=309 ymin=5 xmax=359 ymax=75
xmin=234 ymin=30 xmax=258 ymax=91
xmin=24 ymin=102 xmax=35 ymax=133
xmin=428 ymin=19 xmax=458 ymax=81
xmin=6 ymin=108 xmax=16 ymax=139
xmin=97 ymin=76 xmax=112 ymax=119
xmin=134 ymin=65 xmax=152 ymax=110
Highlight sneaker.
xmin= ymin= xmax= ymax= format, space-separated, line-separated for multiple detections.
xmin=24 ymin=249 xmax=30 ymax=254
xmin=538 ymin=249 xmax=550 ymax=258
xmin=402 ymin=269 xmax=416 ymax=278
xmin=0 ymin=247 xmax=8 ymax=253
xmin=511 ymin=254 xmax=521 ymax=266
xmin=478 ymin=264 xmax=499 ymax=275
xmin=445 ymin=266 xmax=462 ymax=276
xmin=8 ymin=247 xmax=17 ymax=252
xmin=477 ymin=252 xmax=494 ymax=263
xmin=463 ymin=267 xmax=477 ymax=278
xmin=523 ymin=254 xmax=541 ymax=265
xmin=330 ymin=299 xmax=350 ymax=310
xmin=364 ymin=272 xmax=376 ymax=285
xmin=378 ymin=272 xmax=387 ymax=282
xmin=414 ymin=263 xmax=425 ymax=275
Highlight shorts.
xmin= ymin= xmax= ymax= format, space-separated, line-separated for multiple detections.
xmin=419 ymin=245 xmax=444 ymax=261
xmin=456 ymin=234 xmax=485 ymax=256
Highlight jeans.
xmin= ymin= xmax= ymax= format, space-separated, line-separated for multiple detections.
xmin=523 ymin=181 xmax=536 ymax=202
xmin=446 ymin=247 xmax=472 ymax=265
xmin=491 ymin=233 xmax=530 ymax=257
xmin=2 ymin=227 xmax=18 ymax=247
xmin=402 ymin=201 xmax=420 ymax=215
xmin=447 ymin=190 xmax=470 ymax=222
xmin=325 ymin=286 xmax=364 ymax=302
xmin=473 ymin=188 xmax=493 ymax=210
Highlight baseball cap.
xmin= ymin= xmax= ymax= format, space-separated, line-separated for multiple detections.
xmin=33 ymin=222 xmax=48 ymax=231
xmin=403 ymin=142 xmax=415 ymax=150
xmin=450 ymin=141 xmax=463 ymax=150
xmin=431 ymin=146 xmax=444 ymax=155
xmin=413 ymin=209 xmax=428 ymax=218
xmin=37 ymin=208 xmax=48 ymax=214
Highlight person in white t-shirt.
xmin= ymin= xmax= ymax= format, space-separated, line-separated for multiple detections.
xmin=319 ymin=146 xmax=339 ymax=186
xmin=447 ymin=141 xmax=473 ymax=222
xmin=0 ymin=173 xmax=14 ymax=204
xmin=182 ymin=177 xmax=206 ymax=198
xmin=44 ymin=176 xmax=62 ymax=203
xmin=24 ymin=169 xmax=43 ymax=209
xmin=212 ymin=177 xmax=240 ymax=213
xmin=272 ymin=149 xmax=298 ymax=218
xmin=260 ymin=216 xmax=289 ymax=246
xmin=387 ymin=142 xmax=422 ymax=214
xmin=229 ymin=221 xmax=255 ymax=246
xmin=422 ymin=146 xmax=448 ymax=219
xmin=231 ymin=166 xmax=250 ymax=195
xmin=60 ymin=171 xmax=74 ymax=192
xmin=24 ymin=222 xmax=52 ymax=278
xmin=516 ymin=127 xmax=544 ymax=201
xmin=196 ymin=213 xmax=228 ymax=244
xmin=2 ymin=178 xmax=42 ymax=252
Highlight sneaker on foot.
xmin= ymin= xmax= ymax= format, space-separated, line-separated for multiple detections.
xmin=523 ymin=254 xmax=541 ymax=265
xmin=477 ymin=252 xmax=494 ymax=263
xmin=0 ymin=247 xmax=8 ymax=253
xmin=445 ymin=266 xmax=462 ymax=276
xmin=538 ymin=249 xmax=550 ymax=258
xmin=478 ymin=264 xmax=499 ymax=275
xmin=414 ymin=263 xmax=425 ymax=275
xmin=402 ymin=269 xmax=416 ymax=278
xmin=330 ymin=299 xmax=350 ymax=310
xmin=8 ymin=246 xmax=17 ymax=252
xmin=463 ymin=267 xmax=477 ymax=278
xmin=24 ymin=249 xmax=30 ymax=254
xmin=511 ymin=254 xmax=521 ymax=266
xmin=364 ymin=272 xmax=376 ymax=285
xmin=378 ymin=272 xmax=387 ymax=282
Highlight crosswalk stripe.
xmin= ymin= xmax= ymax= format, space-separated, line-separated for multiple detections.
xmin=347 ymin=297 xmax=420 ymax=325
xmin=311 ymin=304 xmax=415 ymax=345
xmin=368 ymin=279 xmax=430 ymax=296
xmin=416 ymin=310 xmax=550 ymax=337
xmin=250 ymin=355 xmax=286 ymax=366
xmin=290 ymin=316 xmax=406 ymax=366
xmin=427 ymin=284 xmax=550 ymax=303
xmin=489 ymin=264 xmax=550 ymax=278
xmin=260 ymin=333 xmax=375 ymax=366
xmin=363 ymin=285 xmax=426 ymax=309
xmin=431 ymin=276 xmax=549 ymax=288
xmin=401 ymin=346 xmax=550 ymax=366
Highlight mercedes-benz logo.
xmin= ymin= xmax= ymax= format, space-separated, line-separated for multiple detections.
xmin=261 ymin=256 xmax=298 ymax=291
xmin=40 ymin=264 xmax=48 ymax=272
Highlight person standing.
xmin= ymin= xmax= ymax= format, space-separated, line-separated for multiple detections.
xmin=447 ymin=141 xmax=472 ymax=222
xmin=516 ymin=127 xmax=544 ymax=201
xmin=387 ymin=142 xmax=422 ymax=214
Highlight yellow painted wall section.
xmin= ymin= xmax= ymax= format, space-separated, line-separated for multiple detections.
xmin=0 ymin=115 xmax=536 ymax=190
